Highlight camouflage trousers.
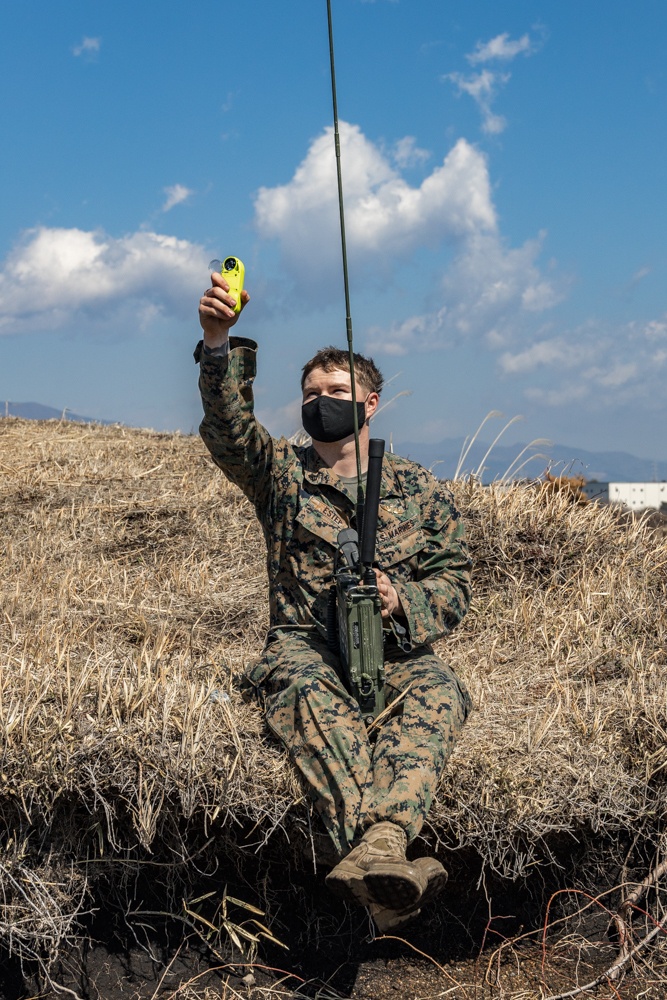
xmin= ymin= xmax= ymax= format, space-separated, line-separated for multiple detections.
xmin=243 ymin=629 xmax=471 ymax=858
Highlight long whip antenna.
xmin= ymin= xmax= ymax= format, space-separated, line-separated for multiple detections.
xmin=326 ymin=0 xmax=364 ymax=528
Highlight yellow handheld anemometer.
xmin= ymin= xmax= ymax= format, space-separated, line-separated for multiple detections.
xmin=209 ymin=256 xmax=245 ymax=315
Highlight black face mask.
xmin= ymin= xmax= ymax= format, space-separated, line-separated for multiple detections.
xmin=301 ymin=395 xmax=367 ymax=443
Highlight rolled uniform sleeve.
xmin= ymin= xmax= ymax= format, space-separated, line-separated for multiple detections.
xmin=196 ymin=336 xmax=274 ymax=516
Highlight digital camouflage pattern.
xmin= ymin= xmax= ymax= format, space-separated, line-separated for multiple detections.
xmin=197 ymin=338 xmax=471 ymax=646
xmin=243 ymin=630 xmax=471 ymax=856
xmin=196 ymin=336 xmax=472 ymax=855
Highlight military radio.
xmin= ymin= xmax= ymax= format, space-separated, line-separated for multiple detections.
xmin=327 ymin=439 xmax=386 ymax=726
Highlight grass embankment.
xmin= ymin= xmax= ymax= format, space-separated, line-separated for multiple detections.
xmin=1 ymin=417 xmax=666 ymax=996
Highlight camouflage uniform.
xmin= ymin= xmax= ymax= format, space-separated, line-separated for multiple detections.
xmin=196 ymin=337 xmax=472 ymax=858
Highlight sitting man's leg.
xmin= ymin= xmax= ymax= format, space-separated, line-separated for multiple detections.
xmin=243 ymin=633 xmax=470 ymax=919
xmin=243 ymin=630 xmax=372 ymax=858
xmin=361 ymin=649 xmax=471 ymax=838
xmin=326 ymin=649 xmax=471 ymax=920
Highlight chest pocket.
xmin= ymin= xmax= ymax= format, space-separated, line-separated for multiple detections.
xmin=294 ymin=492 xmax=348 ymax=548
xmin=290 ymin=493 xmax=348 ymax=595
xmin=376 ymin=497 xmax=425 ymax=569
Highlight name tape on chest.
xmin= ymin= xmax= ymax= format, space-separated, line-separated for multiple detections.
xmin=299 ymin=490 xmax=347 ymax=533
xmin=380 ymin=513 xmax=419 ymax=542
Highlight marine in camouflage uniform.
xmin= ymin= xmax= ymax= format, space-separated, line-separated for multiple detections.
xmin=196 ymin=270 xmax=471 ymax=925
xmin=196 ymin=336 xmax=472 ymax=850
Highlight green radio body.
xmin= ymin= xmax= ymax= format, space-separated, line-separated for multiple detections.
xmin=333 ymin=572 xmax=385 ymax=726
xmin=327 ymin=438 xmax=387 ymax=727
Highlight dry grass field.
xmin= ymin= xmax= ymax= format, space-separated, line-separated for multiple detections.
xmin=1 ymin=416 xmax=667 ymax=999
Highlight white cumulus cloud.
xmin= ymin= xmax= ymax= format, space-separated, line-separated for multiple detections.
xmin=254 ymin=120 xmax=561 ymax=356
xmin=392 ymin=136 xmax=431 ymax=169
xmin=445 ymin=69 xmax=509 ymax=134
xmin=368 ymin=308 xmax=450 ymax=357
xmin=524 ymin=384 xmax=589 ymax=408
xmin=254 ymin=121 xmax=496 ymax=294
xmin=595 ymin=362 xmax=639 ymax=388
xmin=445 ymin=30 xmax=541 ymax=134
xmin=502 ymin=313 xmax=667 ymax=410
xmin=642 ymin=318 xmax=667 ymax=339
xmin=499 ymin=336 xmax=595 ymax=375
xmin=368 ymin=233 xmax=562 ymax=356
xmin=468 ymin=32 xmax=535 ymax=65
xmin=0 ymin=227 xmax=207 ymax=333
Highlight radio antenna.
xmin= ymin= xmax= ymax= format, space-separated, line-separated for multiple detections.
xmin=326 ymin=0 xmax=365 ymax=530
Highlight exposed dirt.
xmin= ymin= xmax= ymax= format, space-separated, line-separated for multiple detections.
xmin=2 ymin=846 xmax=666 ymax=1000
xmin=3 ymin=932 xmax=665 ymax=1000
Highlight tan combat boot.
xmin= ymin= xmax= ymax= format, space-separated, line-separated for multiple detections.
xmin=325 ymin=822 xmax=441 ymax=910
xmin=368 ymin=856 xmax=449 ymax=932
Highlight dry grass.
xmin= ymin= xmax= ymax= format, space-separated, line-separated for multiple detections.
xmin=1 ymin=416 xmax=667 ymax=996
xmin=437 ymin=476 xmax=667 ymax=877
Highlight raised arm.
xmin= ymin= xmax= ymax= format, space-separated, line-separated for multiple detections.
xmin=196 ymin=272 xmax=274 ymax=513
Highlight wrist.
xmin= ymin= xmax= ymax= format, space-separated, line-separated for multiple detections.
xmin=390 ymin=585 xmax=405 ymax=618
xmin=203 ymin=332 xmax=230 ymax=350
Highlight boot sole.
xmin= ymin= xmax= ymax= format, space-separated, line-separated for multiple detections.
xmin=325 ymin=848 xmax=446 ymax=912
xmin=370 ymin=904 xmax=422 ymax=933
xmin=363 ymin=862 xmax=426 ymax=910
xmin=368 ymin=858 xmax=448 ymax=932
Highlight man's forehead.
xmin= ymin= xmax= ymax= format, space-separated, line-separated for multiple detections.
xmin=302 ymin=366 xmax=351 ymax=389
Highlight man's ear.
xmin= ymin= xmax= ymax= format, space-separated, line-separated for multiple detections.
xmin=365 ymin=392 xmax=380 ymax=419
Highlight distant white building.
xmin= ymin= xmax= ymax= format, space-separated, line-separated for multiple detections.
xmin=579 ymin=482 xmax=667 ymax=510
xmin=608 ymin=482 xmax=667 ymax=511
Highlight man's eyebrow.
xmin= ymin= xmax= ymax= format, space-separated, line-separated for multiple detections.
xmin=303 ymin=378 xmax=351 ymax=392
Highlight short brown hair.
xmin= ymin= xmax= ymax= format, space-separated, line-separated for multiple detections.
xmin=301 ymin=346 xmax=384 ymax=396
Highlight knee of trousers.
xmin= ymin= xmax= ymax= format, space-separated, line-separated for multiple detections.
xmin=269 ymin=657 xmax=350 ymax=706
xmin=385 ymin=654 xmax=472 ymax=723
xmin=243 ymin=636 xmax=358 ymax=722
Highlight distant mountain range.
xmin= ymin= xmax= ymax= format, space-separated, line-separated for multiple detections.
xmin=4 ymin=402 xmax=665 ymax=482
xmin=1 ymin=401 xmax=111 ymax=425
xmin=394 ymin=437 xmax=667 ymax=484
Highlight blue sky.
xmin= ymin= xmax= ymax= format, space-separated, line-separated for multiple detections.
xmin=1 ymin=0 xmax=666 ymax=465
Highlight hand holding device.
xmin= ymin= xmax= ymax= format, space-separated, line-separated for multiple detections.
xmin=209 ymin=257 xmax=245 ymax=315
xmin=199 ymin=258 xmax=249 ymax=348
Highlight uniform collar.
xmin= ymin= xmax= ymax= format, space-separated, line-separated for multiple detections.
xmin=302 ymin=446 xmax=402 ymax=500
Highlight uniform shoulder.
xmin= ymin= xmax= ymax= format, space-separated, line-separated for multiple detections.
xmin=385 ymin=450 xmax=436 ymax=490
xmin=386 ymin=451 xmax=460 ymax=517
xmin=261 ymin=435 xmax=303 ymax=480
